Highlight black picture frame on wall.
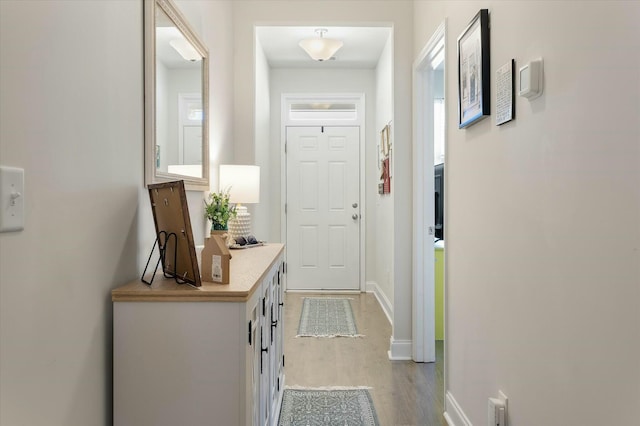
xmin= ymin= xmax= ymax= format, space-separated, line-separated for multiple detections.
xmin=457 ymin=9 xmax=490 ymax=128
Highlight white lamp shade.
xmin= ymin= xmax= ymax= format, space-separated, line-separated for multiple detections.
xmin=219 ymin=165 xmax=260 ymax=204
xmin=299 ymin=37 xmax=343 ymax=61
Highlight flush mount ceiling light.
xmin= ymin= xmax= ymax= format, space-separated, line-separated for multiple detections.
xmin=299 ymin=29 xmax=343 ymax=61
xmin=169 ymin=38 xmax=201 ymax=62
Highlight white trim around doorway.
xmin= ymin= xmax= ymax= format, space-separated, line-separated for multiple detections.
xmin=280 ymin=93 xmax=366 ymax=293
xmin=412 ymin=21 xmax=447 ymax=363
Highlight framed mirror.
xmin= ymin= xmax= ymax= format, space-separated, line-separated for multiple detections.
xmin=144 ymin=0 xmax=210 ymax=191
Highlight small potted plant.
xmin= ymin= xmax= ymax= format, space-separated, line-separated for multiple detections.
xmin=204 ymin=189 xmax=236 ymax=234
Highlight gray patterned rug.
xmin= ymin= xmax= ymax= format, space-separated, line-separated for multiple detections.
xmin=297 ymin=298 xmax=362 ymax=337
xmin=278 ymin=387 xmax=379 ymax=426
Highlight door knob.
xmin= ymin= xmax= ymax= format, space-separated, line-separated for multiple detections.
xmin=352 ymin=214 xmax=359 ymax=220
xmin=352 ymin=203 xmax=358 ymax=208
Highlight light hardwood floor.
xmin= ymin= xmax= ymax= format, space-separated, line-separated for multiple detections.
xmin=282 ymin=292 xmax=446 ymax=426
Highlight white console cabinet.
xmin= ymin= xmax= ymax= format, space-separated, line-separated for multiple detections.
xmin=112 ymin=244 xmax=285 ymax=426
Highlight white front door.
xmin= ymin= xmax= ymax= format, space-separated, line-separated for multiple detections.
xmin=286 ymin=126 xmax=360 ymax=291
xmin=178 ymin=93 xmax=202 ymax=165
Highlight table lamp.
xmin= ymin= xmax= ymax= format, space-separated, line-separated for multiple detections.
xmin=219 ymin=165 xmax=260 ymax=243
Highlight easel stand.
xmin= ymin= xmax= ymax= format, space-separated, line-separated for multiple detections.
xmin=145 ymin=180 xmax=202 ymax=287
xmin=141 ymin=231 xmax=189 ymax=285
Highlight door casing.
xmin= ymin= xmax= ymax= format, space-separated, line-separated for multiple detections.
xmin=281 ymin=93 xmax=366 ymax=292
xmin=413 ymin=21 xmax=447 ymax=363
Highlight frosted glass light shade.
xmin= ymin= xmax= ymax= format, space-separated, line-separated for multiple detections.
xmin=299 ymin=30 xmax=343 ymax=61
xmin=219 ymin=165 xmax=260 ymax=204
xmin=169 ymin=38 xmax=202 ymax=62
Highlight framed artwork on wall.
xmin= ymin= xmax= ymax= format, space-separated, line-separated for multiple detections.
xmin=457 ymin=9 xmax=490 ymax=128
xmin=378 ymin=123 xmax=392 ymax=194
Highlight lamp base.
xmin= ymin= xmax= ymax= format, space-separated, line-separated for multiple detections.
xmin=228 ymin=205 xmax=252 ymax=244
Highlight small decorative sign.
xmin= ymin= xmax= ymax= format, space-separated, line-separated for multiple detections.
xmin=496 ymin=59 xmax=515 ymax=125
xmin=201 ymin=235 xmax=230 ymax=284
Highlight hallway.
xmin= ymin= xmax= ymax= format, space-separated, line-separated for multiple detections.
xmin=283 ymin=293 xmax=446 ymax=425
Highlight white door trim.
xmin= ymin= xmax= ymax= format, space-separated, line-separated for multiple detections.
xmin=413 ymin=21 xmax=446 ymax=363
xmin=281 ymin=93 xmax=366 ymax=292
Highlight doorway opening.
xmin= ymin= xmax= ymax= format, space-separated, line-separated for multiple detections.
xmin=281 ymin=94 xmax=366 ymax=292
xmin=413 ymin=22 xmax=446 ymax=363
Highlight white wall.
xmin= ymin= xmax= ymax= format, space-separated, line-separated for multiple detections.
xmin=186 ymin=0 xmax=236 ymax=196
xmin=414 ymin=1 xmax=640 ymax=425
xmin=0 ymin=1 xmax=142 ymax=424
xmin=254 ymin=38 xmax=271 ymax=241
xmin=374 ymin=32 xmax=395 ymax=314
xmin=171 ymin=0 xmax=235 ymax=241
xmin=0 ymin=1 xmax=234 ymax=425
xmin=234 ymin=0 xmax=414 ymax=356
xmin=270 ymin=68 xmax=375 ymax=246
xmin=387 ymin=9 xmax=414 ymax=356
xmin=268 ymin=68 xmax=376 ymax=263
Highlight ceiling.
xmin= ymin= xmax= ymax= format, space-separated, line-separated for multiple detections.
xmin=256 ymin=26 xmax=392 ymax=69
xmin=156 ymin=26 xmax=202 ymax=70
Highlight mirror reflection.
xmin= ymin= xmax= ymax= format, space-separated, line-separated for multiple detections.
xmin=144 ymin=0 xmax=209 ymax=190
xmin=155 ymin=6 xmax=203 ymax=178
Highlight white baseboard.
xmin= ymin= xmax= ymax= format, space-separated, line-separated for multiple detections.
xmin=366 ymin=282 xmax=411 ymax=360
xmin=365 ymin=281 xmax=392 ymax=325
xmin=444 ymin=391 xmax=473 ymax=426
xmin=387 ymin=337 xmax=412 ymax=360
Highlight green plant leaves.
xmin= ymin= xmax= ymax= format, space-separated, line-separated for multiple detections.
xmin=204 ymin=189 xmax=237 ymax=230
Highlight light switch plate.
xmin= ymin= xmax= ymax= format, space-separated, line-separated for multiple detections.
xmin=0 ymin=166 xmax=25 ymax=232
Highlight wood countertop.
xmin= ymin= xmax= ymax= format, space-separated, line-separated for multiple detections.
xmin=112 ymin=243 xmax=284 ymax=302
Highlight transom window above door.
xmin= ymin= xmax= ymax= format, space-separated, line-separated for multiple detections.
xmin=289 ymin=102 xmax=358 ymax=121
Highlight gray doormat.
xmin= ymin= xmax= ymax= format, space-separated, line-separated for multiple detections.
xmin=278 ymin=387 xmax=380 ymax=426
xmin=296 ymin=298 xmax=362 ymax=337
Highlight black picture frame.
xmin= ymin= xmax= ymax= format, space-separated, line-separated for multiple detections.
xmin=457 ymin=9 xmax=490 ymax=128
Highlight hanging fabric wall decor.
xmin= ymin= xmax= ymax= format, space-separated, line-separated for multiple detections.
xmin=378 ymin=123 xmax=392 ymax=194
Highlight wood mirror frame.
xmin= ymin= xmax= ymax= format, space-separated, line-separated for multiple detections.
xmin=144 ymin=0 xmax=210 ymax=191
